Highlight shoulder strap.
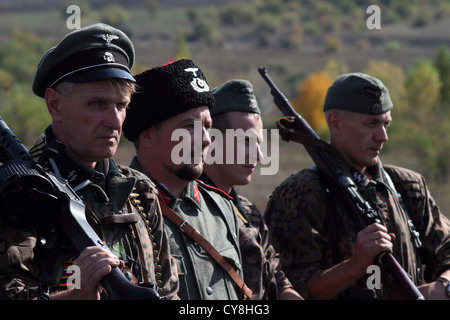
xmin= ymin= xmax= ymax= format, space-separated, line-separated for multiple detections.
xmin=159 ymin=201 xmax=252 ymax=300
xmin=382 ymin=168 xmax=422 ymax=250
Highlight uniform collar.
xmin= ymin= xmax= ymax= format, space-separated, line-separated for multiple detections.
xmin=155 ymin=180 xmax=202 ymax=209
xmin=130 ymin=156 xmax=202 ymax=209
xmin=198 ymin=174 xmax=250 ymax=226
xmin=31 ymin=125 xmax=122 ymax=193
xmin=359 ymin=159 xmax=387 ymax=188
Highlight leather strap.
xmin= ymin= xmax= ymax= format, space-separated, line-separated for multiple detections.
xmin=159 ymin=201 xmax=252 ymax=300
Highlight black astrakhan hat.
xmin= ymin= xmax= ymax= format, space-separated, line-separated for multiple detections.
xmin=32 ymin=23 xmax=135 ymax=98
xmin=123 ymin=59 xmax=215 ymax=142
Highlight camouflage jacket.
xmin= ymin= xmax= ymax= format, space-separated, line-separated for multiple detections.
xmin=0 ymin=126 xmax=178 ymax=299
xmin=129 ymin=157 xmax=243 ymax=300
xmin=199 ymin=174 xmax=295 ymax=300
xmin=264 ymin=160 xmax=450 ymax=299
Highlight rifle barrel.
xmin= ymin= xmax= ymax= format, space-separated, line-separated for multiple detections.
xmin=258 ymin=67 xmax=424 ymax=300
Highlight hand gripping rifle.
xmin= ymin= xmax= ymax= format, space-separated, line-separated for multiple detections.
xmin=0 ymin=117 xmax=160 ymax=300
xmin=258 ymin=67 xmax=424 ymax=300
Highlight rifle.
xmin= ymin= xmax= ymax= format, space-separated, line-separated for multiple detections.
xmin=0 ymin=117 xmax=160 ymax=300
xmin=258 ymin=67 xmax=424 ymax=300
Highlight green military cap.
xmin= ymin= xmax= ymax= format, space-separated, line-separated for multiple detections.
xmin=323 ymin=72 xmax=393 ymax=115
xmin=32 ymin=23 xmax=135 ymax=98
xmin=211 ymin=79 xmax=260 ymax=116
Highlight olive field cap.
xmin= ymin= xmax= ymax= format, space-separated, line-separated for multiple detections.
xmin=32 ymin=23 xmax=135 ymax=98
xmin=123 ymin=59 xmax=215 ymax=142
xmin=211 ymin=79 xmax=261 ymax=116
xmin=323 ymin=72 xmax=393 ymax=115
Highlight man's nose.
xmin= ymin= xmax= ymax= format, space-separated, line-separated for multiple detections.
xmin=104 ymin=106 xmax=123 ymax=130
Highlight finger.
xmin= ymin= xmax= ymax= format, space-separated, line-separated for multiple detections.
xmin=389 ymin=233 xmax=396 ymax=242
xmin=366 ymin=222 xmax=387 ymax=231
xmin=74 ymin=247 xmax=120 ymax=276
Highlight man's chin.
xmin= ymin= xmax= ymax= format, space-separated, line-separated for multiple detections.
xmin=176 ymin=164 xmax=204 ymax=181
xmin=98 ymin=147 xmax=118 ymax=160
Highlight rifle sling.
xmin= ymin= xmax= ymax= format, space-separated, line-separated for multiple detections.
xmin=159 ymin=201 xmax=252 ymax=300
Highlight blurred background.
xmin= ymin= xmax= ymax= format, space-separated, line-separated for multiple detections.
xmin=1 ymin=0 xmax=449 ymax=216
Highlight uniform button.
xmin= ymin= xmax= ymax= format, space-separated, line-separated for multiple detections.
xmin=206 ymin=286 xmax=213 ymax=295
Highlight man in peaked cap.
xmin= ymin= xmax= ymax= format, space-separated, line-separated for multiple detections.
xmin=265 ymin=72 xmax=450 ymax=300
xmin=122 ymin=60 xmax=252 ymax=300
xmin=0 ymin=23 xmax=178 ymax=300
xmin=199 ymin=79 xmax=303 ymax=300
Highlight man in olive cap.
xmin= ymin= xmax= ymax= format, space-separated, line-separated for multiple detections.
xmin=0 ymin=23 xmax=178 ymax=300
xmin=200 ymin=79 xmax=303 ymax=300
xmin=123 ymin=59 xmax=251 ymax=300
xmin=265 ymin=72 xmax=450 ymax=300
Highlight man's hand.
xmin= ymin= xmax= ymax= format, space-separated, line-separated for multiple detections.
xmin=307 ymin=223 xmax=395 ymax=299
xmin=51 ymin=246 xmax=122 ymax=300
xmin=350 ymin=222 xmax=395 ymax=275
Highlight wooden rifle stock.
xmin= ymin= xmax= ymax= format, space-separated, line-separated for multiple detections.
xmin=0 ymin=117 xmax=160 ymax=300
xmin=258 ymin=67 xmax=424 ymax=300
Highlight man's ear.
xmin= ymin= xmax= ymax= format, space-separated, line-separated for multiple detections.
xmin=138 ymin=127 xmax=156 ymax=149
xmin=326 ymin=111 xmax=342 ymax=136
xmin=45 ymin=88 xmax=62 ymax=121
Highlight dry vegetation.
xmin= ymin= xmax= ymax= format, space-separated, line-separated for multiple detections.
xmin=1 ymin=1 xmax=450 ymax=218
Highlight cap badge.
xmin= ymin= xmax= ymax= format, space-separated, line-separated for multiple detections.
xmin=249 ymin=99 xmax=258 ymax=110
xmin=240 ymin=86 xmax=253 ymax=94
xmin=94 ymin=34 xmax=119 ymax=47
xmin=103 ymin=52 xmax=115 ymax=63
xmin=185 ymin=67 xmax=210 ymax=93
xmin=371 ymin=102 xmax=382 ymax=114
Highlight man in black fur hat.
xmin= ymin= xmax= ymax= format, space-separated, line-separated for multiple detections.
xmin=122 ymin=59 xmax=252 ymax=300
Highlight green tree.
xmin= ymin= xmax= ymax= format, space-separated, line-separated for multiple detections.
xmin=189 ymin=12 xmax=222 ymax=46
xmin=401 ymin=57 xmax=449 ymax=181
xmin=174 ymin=29 xmax=191 ymax=60
xmin=100 ymin=4 xmax=130 ymax=29
xmin=0 ymin=29 xmax=50 ymax=145
xmin=0 ymin=29 xmax=49 ymax=83
xmin=405 ymin=57 xmax=441 ymax=119
xmin=434 ymin=45 xmax=450 ymax=109
xmin=0 ymin=83 xmax=50 ymax=146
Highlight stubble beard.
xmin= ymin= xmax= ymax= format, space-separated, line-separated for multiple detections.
xmin=174 ymin=163 xmax=204 ymax=181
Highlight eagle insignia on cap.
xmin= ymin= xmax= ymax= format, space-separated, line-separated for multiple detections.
xmin=94 ymin=34 xmax=119 ymax=47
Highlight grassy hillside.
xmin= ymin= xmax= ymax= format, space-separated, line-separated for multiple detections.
xmin=1 ymin=1 xmax=450 ymax=216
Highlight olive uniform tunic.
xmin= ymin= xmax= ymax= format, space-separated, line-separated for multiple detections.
xmin=129 ymin=156 xmax=243 ymax=300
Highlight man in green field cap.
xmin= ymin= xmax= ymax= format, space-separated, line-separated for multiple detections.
xmin=265 ymin=72 xmax=450 ymax=300
xmin=200 ymin=79 xmax=303 ymax=300
xmin=0 ymin=23 xmax=178 ymax=300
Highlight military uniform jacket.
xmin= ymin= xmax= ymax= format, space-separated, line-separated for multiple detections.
xmin=0 ymin=126 xmax=177 ymax=299
xmin=199 ymin=174 xmax=295 ymax=300
xmin=130 ymin=157 xmax=243 ymax=300
xmin=265 ymin=160 xmax=450 ymax=299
